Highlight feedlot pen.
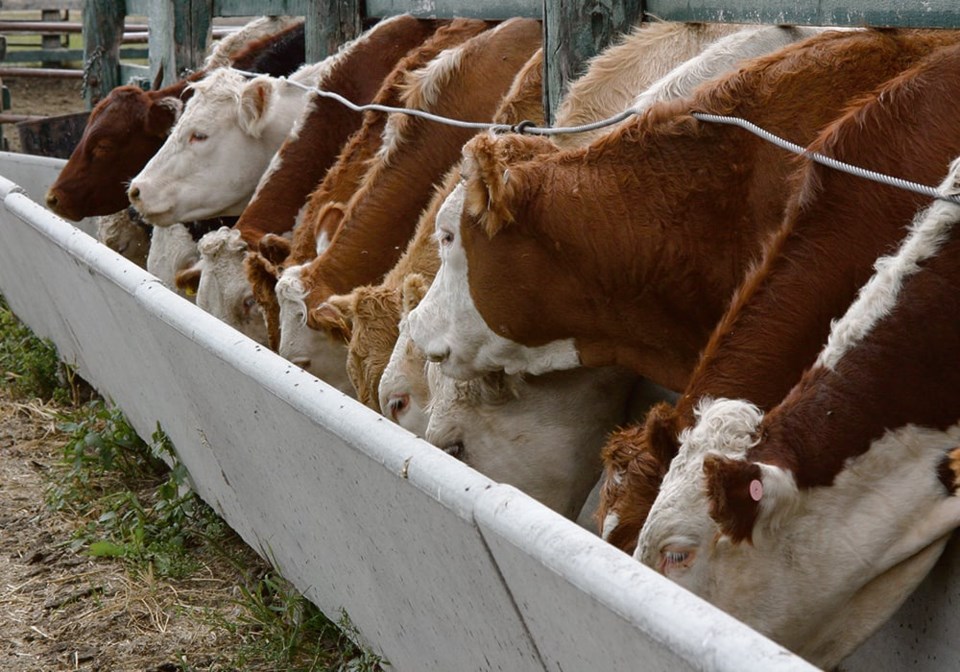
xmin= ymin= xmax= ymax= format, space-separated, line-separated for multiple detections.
xmin=4 ymin=0 xmax=960 ymax=669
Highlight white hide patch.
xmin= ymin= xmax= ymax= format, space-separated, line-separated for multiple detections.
xmin=631 ymin=26 xmax=828 ymax=113
xmin=275 ymin=265 xmax=355 ymax=396
xmin=817 ymin=161 xmax=960 ymax=370
xmin=423 ymin=360 xmax=637 ymax=520
xmin=636 ymin=398 xmax=960 ymax=669
xmin=146 ymin=223 xmax=200 ymax=300
xmin=194 ymin=228 xmax=269 ymax=346
xmin=406 ymin=183 xmax=580 ymax=380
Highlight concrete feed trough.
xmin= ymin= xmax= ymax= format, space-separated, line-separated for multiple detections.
xmin=0 ymin=152 xmax=957 ymax=670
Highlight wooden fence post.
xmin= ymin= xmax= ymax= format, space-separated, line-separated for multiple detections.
xmin=542 ymin=0 xmax=643 ymax=123
xmin=308 ymin=0 xmax=361 ymax=61
xmin=148 ymin=0 xmax=213 ymax=88
xmin=82 ymin=0 xmax=125 ymax=106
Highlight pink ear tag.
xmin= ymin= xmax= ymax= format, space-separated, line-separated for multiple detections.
xmin=749 ymin=479 xmax=763 ymax=502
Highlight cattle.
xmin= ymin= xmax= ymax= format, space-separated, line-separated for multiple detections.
xmin=598 ymin=39 xmax=960 ymax=553
xmin=635 ymin=156 xmax=960 ymax=669
xmin=406 ymin=28 xmax=960 ymax=390
xmin=145 ymin=218 xmax=237 ymax=298
xmin=550 ymin=20 xmax=746 ymax=149
xmin=274 ymin=18 xmax=542 ymax=385
xmin=335 ymin=47 xmax=543 ymax=413
xmin=201 ymin=16 xmax=304 ymax=70
xmin=360 ymin=22 xmax=818 ymax=423
xmin=45 ymin=21 xmax=307 ymax=222
xmin=186 ymin=18 xmax=486 ymax=347
xmin=127 ymin=60 xmax=327 ymax=226
xmin=96 ymin=209 xmax=151 ymax=268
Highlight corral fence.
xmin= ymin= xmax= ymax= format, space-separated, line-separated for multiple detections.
xmin=2 ymin=1 xmax=960 ymax=670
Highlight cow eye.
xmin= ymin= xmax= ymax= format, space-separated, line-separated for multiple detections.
xmin=659 ymin=545 xmax=695 ymax=575
xmin=189 ymin=131 xmax=208 ymax=143
xmin=242 ymin=296 xmax=257 ymax=314
xmin=438 ymin=229 xmax=454 ymax=246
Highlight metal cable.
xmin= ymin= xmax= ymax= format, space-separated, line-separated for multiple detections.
xmin=229 ymin=68 xmax=960 ymax=205
xmin=692 ymin=112 xmax=960 ymax=205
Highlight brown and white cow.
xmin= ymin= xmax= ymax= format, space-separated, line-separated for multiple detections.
xmin=182 ymin=18 xmax=484 ymax=347
xmin=636 ymin=157 xmax=960 ymax=669
xmin=598 ymin=39 xmax=960 ymax=553
xmin=45 ymin=22 xmax=306 ymax=222
xmin=373 ymin=22 xmax=833 ymax=425
xmin=127 ymin=62 xmax=326 ymax=225
xmin=274 ymin=18 xmax=542 ymax=386
xmin=406 ymin=28 xmax=960 ymax=389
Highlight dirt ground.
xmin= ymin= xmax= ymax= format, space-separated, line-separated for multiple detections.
xmin=0 ymin=77 xmax=350 ymax=671
xmin=0 ymin=391 xmax=280 ymax=672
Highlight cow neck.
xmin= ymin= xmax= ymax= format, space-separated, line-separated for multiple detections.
xmin=756 ymin=229 xmax=960 ymax=490
xmin=677 ymin=39 xmax=960 ymax=427
xmin=234 ymin=17 xmax=446 ymax=245
xmin=305 ymin=18 xmax=541 ymax=304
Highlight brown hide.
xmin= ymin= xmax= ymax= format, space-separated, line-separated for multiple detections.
xmin=46 ymin=24 xmax=306 ymax=222
xmin=233 ymin=16 xmax=450 ymax=247
xmin=460 ymin=29 xmax=960 ymax=394
xmin=329 ymin=48 xmax=546 ymax=410
xmin=299 ymin=18 xmax=543 ymax=324
xmin=244 ymin=18 xmax=492 ymax=351
xmin=597 ymin=36 xmax=960 ymax=551
xmin=720 ymin=202 xmax=960 ymax=533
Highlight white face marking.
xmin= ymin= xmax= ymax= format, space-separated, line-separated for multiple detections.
xmin=636 ymin=396 xmax=960 ymax=669
xmin=424 ymin=363 xmax=636 ymax=519
xmin=378 ymin=318 xmax=431 ymax=437
xmin=406 ymin=183 xmax=580 ymax=380
xmin=194 ymin=228 xmax=268 ymax=346
xmin=600 ymin=512 xmax=621 ymax=541
xmin=128 ymin=70 xmax=312 ymax=226
xmin=275 ymin=265 xmax=355 ymax=397
xmin=146 ymin=223 xmax=199 ymax=300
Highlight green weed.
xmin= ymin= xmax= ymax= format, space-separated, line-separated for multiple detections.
xmin=0 ymin=295 xmax=66 ymax=401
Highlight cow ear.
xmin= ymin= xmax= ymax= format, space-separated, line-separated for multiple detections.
xmin=145 ymin=97 xmax=183 ymax=137
xmin=703 ymin=454 xmax=797 ymax=545
xmin=313 ymin=202 xmax=346 ymax=255
xmin=310 ymin=295 xmax=353 ymax=343
xmin=642 ymin=402 xmax=682 ymax=468
xmin=257 ymin=233 xmax=292 ymax=266
xmin=238 ymin=77 xmax=274 ymax=138
xmin=401 ymin=273 xmax=430 ymax=316
xmin=174 ymin=265 xmax=202 ymax=297
xmin=462 ymin=134 xmax=519 ymax=238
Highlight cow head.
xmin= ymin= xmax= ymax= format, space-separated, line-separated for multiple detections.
xmin=275 ymin=264 xmax=354 ymax=396
xmin=378 ymin=274 xmax=433 ymax=436
xmin=190 ymin=228 xmax=269 ymax=346
xmin=636 ymin=397 xmax=960 ymax=668
xmin=46 ymin=86 xmax=183 ymax=221
xmin=596 ymin=403 xmax=678 ymax=553
xmin=426 ymin=362 xmax=637 ymax=519
xmin=96 ymin=209 xmax=151 ymax=268
xmin=128 ymin=70 xmax=305 ymax=226
xmin=406 ymin=133 xmax=579 ymax=381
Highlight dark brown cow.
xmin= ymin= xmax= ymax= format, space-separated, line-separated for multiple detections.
xmin=45 ymin=22 xmax=305 ymax=222
xmin=406 ymin=28 xmax=960 ymax=390
xmin=599 ymin=39 xmax=960 ymax=553
xmin=635 ymin=151 xmax=960 ymax=669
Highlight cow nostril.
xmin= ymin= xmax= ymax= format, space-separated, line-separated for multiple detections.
xmin=291 ymin=357 xmax=311 ymax=369
xmin=443 ymin=441 xmax=464 ymax=459
xmin=128 ymin=186 xmax=141 ymax=201
xmin=425 ymin=347 xmax=450 ymax=363
xmin=45 ymin=192 xmax=59 ymax=209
